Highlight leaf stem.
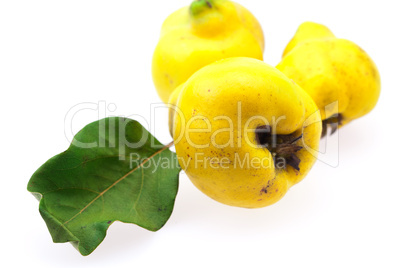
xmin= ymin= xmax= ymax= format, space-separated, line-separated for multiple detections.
xmin=166 ymin=141 xmax=175 ymax=148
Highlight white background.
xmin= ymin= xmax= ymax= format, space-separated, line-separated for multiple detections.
xmin=1 ymin=0 xmax=401 ymax=267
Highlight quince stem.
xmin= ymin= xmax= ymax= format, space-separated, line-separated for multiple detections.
xmin=190 ymin=0 xmax=214 ymax=16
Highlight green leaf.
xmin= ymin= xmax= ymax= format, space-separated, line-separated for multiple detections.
xmin=27 ymin=117 xmax=180 ymax=256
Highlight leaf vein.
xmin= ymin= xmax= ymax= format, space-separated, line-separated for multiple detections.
xmin=50 ymin=155 xmax=130 ymax=171
xmin=61 ymin=142 xmax=173 ymax=227
xmin=42 ymin=187 xmax=101 ymax=195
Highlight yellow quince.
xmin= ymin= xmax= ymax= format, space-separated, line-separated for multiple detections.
xmin=171 ymin=57 xmax=322 ymax=208
xmin=152 ymin=0 xmax=264 ymax=103
xmin=277 ymin=22 xmax=381 ymax=134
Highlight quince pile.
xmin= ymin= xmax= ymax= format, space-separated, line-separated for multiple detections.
xmin=152 ymin=0 xmax=381 ymax=208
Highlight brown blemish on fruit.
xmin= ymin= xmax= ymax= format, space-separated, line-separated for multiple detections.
xmin=260 ymin=179 xmax=274 ymax=195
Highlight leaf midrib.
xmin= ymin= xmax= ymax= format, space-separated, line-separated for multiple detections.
xmin=61 ymin=142 xmax=174 ymax=227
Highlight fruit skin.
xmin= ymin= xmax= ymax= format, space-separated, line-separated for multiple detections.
xmin=172 ymin=57 xmax=322 ymax=208
xmin=152 ymin=0 xmax=264 ymax=103
xmin=277 ymin=22 xmax=381 ymax=126
xmin=168 ymin=83 xmax=184 ymax=137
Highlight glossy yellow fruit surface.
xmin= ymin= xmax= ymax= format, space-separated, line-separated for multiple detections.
xmin=168 ymin=83 xmax=184 ymax=137
xmin=172 ymin=57 xmax=322 ymax=208
xmin=152 ymin=0 xmax=264 ymax=103
xmin=277 ymin=22 xmax=381 ymax=126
